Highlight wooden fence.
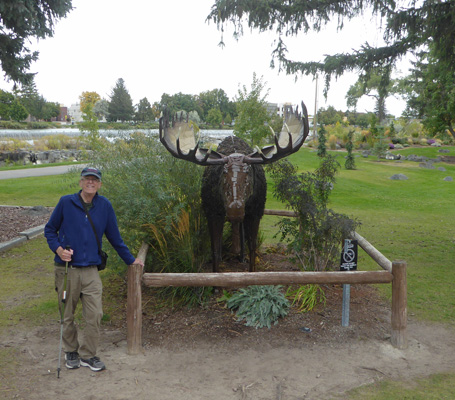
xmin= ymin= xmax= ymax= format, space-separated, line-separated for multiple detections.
xmin=127 ymin=210 xmax=407 ymax=354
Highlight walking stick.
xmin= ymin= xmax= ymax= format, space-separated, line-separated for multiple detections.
xmin=57 ymin=245 xmax=71 ymax=378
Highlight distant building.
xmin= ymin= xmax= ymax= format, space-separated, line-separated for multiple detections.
xmin=68 ymin=103 xmax=83 ymax=123
xmin=55 ymin=106 xmax=68 ymax=122
xmin=267 ymin=102 xmax=296 ymax=117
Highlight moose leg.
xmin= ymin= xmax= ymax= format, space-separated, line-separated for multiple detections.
xmin=245 ymin=217 xmax=261 ymax=272
xmin=239 ymin=222 xmax=245 ymax=263
xmin=231 ymin=222 xmax=241 ymax=256
xmin=207 ymin=217 xmax=224 ymax=272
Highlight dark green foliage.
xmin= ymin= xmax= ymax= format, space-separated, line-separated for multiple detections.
xmin=0 ymin=0 xmax=72 ymax=84
xmin=345 ymin=130 xmax=356 ymax=170
xmin=107 ymin=78 xmax=135 ymax=122
xmin=401 ymin=46 xmax=455 ymax=137
xmin=227 ymin=285 xmax=289 ymax=329
xmin=317 ymin=124 xmax=327 ymax=158
xmin=207 ymin=1 xmax=455 ymax=99
xmin=267 ymin=156 xmax=360 ymax=271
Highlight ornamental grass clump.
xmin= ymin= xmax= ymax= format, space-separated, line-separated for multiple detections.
xmin=226 ymin=285 xmax=289 ymax=329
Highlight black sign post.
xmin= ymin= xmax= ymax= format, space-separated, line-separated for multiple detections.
xmin=340 ymin=239 xmax=358 ymax=327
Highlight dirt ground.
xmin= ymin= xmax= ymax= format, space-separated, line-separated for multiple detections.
xmin=3 ymin=255 xmax=455 ymax=400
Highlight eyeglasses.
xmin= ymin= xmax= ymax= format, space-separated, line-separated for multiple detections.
xmin=82 ymin=177 xmax=100 ymax=183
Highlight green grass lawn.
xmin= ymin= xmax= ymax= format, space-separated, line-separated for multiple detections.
xmin=0 ymin=146 xmax=454 ymax=398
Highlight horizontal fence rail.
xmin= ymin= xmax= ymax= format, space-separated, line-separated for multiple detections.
xmin=142 ymin=270 xmax=393 ymax=287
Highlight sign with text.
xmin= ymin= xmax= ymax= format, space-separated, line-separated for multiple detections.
xmin=340 ymin=239 xmax=358 ymax=271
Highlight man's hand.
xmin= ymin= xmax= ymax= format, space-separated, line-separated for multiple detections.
xmin=132 ymin=258 xmax=145 ymax=268
xmin=57 ymin=246 xmax=73 ymax=262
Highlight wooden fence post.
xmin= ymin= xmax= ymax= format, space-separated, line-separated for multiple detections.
xmin=127 ymin=243 xmax=149 ymax=355
xmin=391 ymin=260 xmax=407 ymax=349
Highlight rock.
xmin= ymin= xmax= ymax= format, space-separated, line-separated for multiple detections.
xmin=419 ymin=162 xmax=435 ymax=169
xmin=405 ymin=154 xmax=428 ymax=162
xmin=443 ymin=176 xmax=453 ymax=182
xmin=390 ymin=174 xmax=408 ymax=180
xmin=438 ymin=149 xmax=450 ymax=153
xmin=24 ymin=206 xmax=51 ymax=216
xmin=438 ymin=167 xmax=447 ymax=172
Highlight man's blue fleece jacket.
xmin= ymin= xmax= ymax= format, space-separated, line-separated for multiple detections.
xmin=45 ymin=191 xmax=135 ymax=266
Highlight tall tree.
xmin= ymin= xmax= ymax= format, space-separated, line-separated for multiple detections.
xmin=346 ymin=66 xmax=399 ymax=122
xmin=135 ymin=97 xmax=154 ymax=122
xmin=198 ymin=88 xmax=232 ymax=120
xmin=401 ymin=46 xmax=455 ymax=137
xmin=10 ymin=99 xmax=28 ymax=121
xmin=207 ymin=1 xmax=455 ymax=97
xmin=234 ymin=73 xmax=272 ymax=146
xmin=159 ymin=92 xmax=202 ymax=117
xmin=0 ymin=0 xmax=72 ymax=85
xmin=93 ymin=99 xmax=109 ymax=121
xmin=107 ymin=78 xmax=135 ymax=122
xmin=0 ymin=89 xmax=14 ymax=120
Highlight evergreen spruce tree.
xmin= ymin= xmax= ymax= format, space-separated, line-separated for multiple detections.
xmin=317 ymin=124 xmax=327 ymax=158
xmin=0 ymin=0 xmax=72 ymax=85
xmin=345 ymin=130 xmax=356 ymax=170
xmin=373 ymin=127 xmax=388 ymax=161
xmin=107 ymin=78 xmax=135 ymax=122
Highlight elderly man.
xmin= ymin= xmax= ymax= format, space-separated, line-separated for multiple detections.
xmin=45 ymin=167 xmax=144 ymax=372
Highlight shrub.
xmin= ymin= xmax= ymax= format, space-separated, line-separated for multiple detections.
xmin=267 ymin=156 xmax=360 ymax=271
xmin=90 ymin=132 xmax=212 ymax=306
xmin=227 ymin=285 xmax=289 ymax=328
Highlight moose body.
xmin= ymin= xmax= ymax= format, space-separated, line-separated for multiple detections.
xmin=159 ymin=101 xmax=309 ymax=272
xmin=201 ymin=136 xmax=266 ymax=271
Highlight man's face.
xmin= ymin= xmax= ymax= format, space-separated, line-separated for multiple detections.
xmin=79 ymin=176 xmax=102 ymax=195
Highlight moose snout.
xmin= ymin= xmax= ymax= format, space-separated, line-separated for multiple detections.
xmin=227 ymin=200 xmax=245 ymax=222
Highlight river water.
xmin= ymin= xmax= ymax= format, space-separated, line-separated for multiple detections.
xmin=0 ymin=128 xmax=233 ymax=142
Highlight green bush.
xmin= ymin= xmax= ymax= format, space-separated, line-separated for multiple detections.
xmin=227 ymin=285 xmax=289 ymax=328
xmin=267 ymin=155 xmax=360 ymax=271
xmin=90 ymin=132 xmax=212 ymax=306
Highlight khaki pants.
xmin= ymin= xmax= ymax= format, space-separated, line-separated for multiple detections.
xmin=55 ymin=265 xmax=103 ymax=359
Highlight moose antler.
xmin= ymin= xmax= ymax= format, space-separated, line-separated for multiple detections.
xmin=159 ymin=101 xmax=309 ymax=166
xmin=159 ymin=109 xmax=226 ymax=165
xmin=245 ymin=101 xmax=309 ymax=164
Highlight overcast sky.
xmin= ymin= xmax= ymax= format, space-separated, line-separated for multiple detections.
xmin=1 ymin=0 xmax=410 ymax=117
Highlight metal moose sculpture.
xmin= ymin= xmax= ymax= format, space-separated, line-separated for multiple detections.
xmin=159 ymin=102 xmax=309 ymax=272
